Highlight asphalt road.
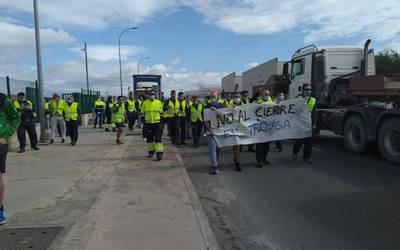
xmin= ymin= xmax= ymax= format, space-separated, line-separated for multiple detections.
xmin=180 ymin=133 xmax=400 ymax=250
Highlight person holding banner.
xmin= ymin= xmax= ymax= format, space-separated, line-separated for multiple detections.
xmin=204 ymin=90 xmax=224 ymax=175
xmin=292 ymin=84 xmax=317 ymax=164
xmin=274 ymin=92 xmax=286 ymax=152
xmin=255 ymin=89 xmax=273 ymax=168
xmin=233 ymin=94 xmax=243 ymax=172
xmin=241 ymin=90 xmax=255 ymax=153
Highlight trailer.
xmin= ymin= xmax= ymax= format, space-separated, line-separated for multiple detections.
xmin=287 ymin=39 xmax=400 ymax=165
xmin=132 ymin=74 xmax=162 ymax=99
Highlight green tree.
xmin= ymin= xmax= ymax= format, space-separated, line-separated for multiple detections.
xmin=375 ymin=49 xmax=400 ymax=76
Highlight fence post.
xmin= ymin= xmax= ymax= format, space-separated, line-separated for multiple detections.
xmin=6 ymin=76 xmax=11 ymax=97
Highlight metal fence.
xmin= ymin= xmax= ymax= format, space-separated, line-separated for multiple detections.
xmin=1 ymin=76 xmax=101 ymax=115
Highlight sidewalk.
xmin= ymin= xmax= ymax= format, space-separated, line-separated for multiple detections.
xmin=2 ymin=127 xmax=218 ymax=250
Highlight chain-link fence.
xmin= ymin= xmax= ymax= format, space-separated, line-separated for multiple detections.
xmin=0 ymin=76 xmax=36 ymax=98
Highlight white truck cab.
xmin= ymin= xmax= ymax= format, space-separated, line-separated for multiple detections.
xmin=289 ymin=45 xmax=376 ymax=102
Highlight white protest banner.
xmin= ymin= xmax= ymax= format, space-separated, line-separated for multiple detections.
xmin=203 ymin=99 xmax=312 ymax=147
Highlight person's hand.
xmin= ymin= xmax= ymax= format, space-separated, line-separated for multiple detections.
xmin=0 ymin=138 xmax=7 ymax=145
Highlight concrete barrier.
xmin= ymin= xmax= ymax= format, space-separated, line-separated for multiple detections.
xmin=81 ymin=113 xmax=94 ymax=126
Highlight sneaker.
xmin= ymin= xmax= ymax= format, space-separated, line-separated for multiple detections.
xmin=33 ymin=147 xmax=40 ymax=151
xmin=61 ymin=139 xmax=65 ymax=143
xmin=71 ymin=141 xmax=76 ymax=146
xmin=18 ymin=148 xmax=25 ymax=153
xmin=256 ymin=162 xmax=263 ymax=168
xmin=210 ymin=167 xmax=219 ymax=175
xmin=156 ymin=152 xmax=163 ymax=161
xmin=0 ymin=207 xmax=7 ymax=225
xmin=105 ymin=128 xmax=110 ymax=132
xmin=303 ymin=159 xmax=313 ymax=164
xmin=116 ymin=140 xmax=124 ymax=145
xmin=263 ymin=160 xmax=271 ymax=165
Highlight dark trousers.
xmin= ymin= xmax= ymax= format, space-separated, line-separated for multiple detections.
xmin=127 ymin=112 xmax=137 ymax=130
xmin=191 ymin=121 xmax=203 ymax=146
xmin=293 ymin=136 xmax=313 ymax=160
xmin=255 ymin=142 xmax=270 ymax=163
xmin=145 ymin=123 xmax=162 ymax=145
xmin=94 ymin=111 xmax=104 ymax=128
xmin=168 ymin=117 xmax=180 ymax=144
xmin=179 ymin=116 xmax=186 ymax=144
xmin=104 ymin=110 xmax=112 ymax=124
xmin=17 ymin=123 xmax=38 ymax=150
xmin=66 ymin=120 xmax=79 ymax=143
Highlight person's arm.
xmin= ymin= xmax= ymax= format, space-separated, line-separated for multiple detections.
xmin=163 ymin=99 xmax=169 ymax=111
xmin=311 ymin=102 xmax=317 ymax=129
xmin=1 ymin=97 xmax=21 ymax=142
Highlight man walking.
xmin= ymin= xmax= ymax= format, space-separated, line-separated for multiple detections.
xmin=0 ymin=93 xmax=21 ymax=224
xmin=293 ymin=84 xmax=317 ymax=164
xmin=13 ymin=92 xmax=39 ymax=153
xmin=255 ymin=89 xmax=273 ymax=167
xmin=189 ymin=95 xmax=203 ymax=148
xmin=126 ymin=93 xmax=137 ymax=131
xmin=93 ymin=97 xmax=105 ymax=129
xmin=104 ymin=95 xmax=113 ymax=132
xmin=164 ymin=90 xmax=180 ymax=145
xmin=64 ymin=96 xmax=80 ymax=146
xmin=50 ymin=93 xmax=66 ymax=144
xmin=142 ymin=91 xmax=164 ymax=160
xmin=204 ymin=90 xmax=224 ymax=175
xmin=112 ymin=96 xmax=126 ymax=145
xmin=177 ymin=92 xmax=187 ymax=145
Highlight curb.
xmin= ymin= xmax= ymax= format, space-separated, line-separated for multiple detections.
xmin=174 ymin=148 xmax=220 ymax=250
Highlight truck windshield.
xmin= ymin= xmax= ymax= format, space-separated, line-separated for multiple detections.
xmin=291 ymin=58 xmax=305 ymax=79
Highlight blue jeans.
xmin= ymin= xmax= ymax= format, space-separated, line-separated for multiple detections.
xmin=207 ymin=135 xmax=220 ymax=169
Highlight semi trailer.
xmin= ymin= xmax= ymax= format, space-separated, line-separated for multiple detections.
xmin=287 ymin=39 xmax=400 ymax=165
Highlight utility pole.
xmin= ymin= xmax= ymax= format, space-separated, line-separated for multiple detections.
xmin=82 ymin=42 xmax=89 ymax=90
xmin=137 ymin=57 xmax=150 ymax=75
xmin=118 ymin=27 xmax=138 ymax=96
xmin=33 ymin=0 xmax=47 ymax=143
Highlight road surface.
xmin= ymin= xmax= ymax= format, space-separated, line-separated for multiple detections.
xmin=181 ymin=133 xmax=400 ymax=250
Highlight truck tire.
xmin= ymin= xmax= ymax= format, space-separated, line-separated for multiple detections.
xmin=378 ymin=118 xmax=400 ymax=165
xmin=344 ymin=115 xmax=368 ymax=154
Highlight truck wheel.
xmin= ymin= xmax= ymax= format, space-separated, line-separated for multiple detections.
xmin=378 ymin=118 xmax=400 ymax=165
xmin=344 ymin=115 xmax=368 ymax=154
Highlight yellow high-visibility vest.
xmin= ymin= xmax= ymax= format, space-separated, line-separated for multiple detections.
xmin=225 ymin=99 xmax=234 ymax=108
xmin=178 ymin=100 xmax=187 ymax=117
xmin=256 ymin=96 xmax=273 ymax=104
xmin=126 ymin=99 xmax=136 ymax=112
xmin=112 ymin=104 xmax=126 ymax=123
xmin=165 ymin=99 xmax=180 ymax=118
xmin=141 ymin=99 xmax=163 ymax=124
xmin=65 ymin=102 xmax=79 ymax=121
xmin=190 ymin=103 xmax=203 ymax=122
xmin=51 ymin=99 xmax=66 ymax=116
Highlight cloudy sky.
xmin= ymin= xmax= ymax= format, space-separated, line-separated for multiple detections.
xmin=1 ymin=0 xmax=399 ymax=95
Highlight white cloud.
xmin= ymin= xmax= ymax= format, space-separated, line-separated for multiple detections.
xmin=69 ymin=44 xmax=146 ymax=61
xmin=0 ymin=0 xmax=179 ymax=29
xmin=0 ymin=21 xmax=74 ymax=47
xmin=2 ymin=1 xmax=400 ymax=46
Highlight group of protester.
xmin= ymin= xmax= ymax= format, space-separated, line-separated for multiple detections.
xmin=0 ymin=84 xmax=316 ymax=225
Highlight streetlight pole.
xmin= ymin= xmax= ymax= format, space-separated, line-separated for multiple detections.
xmin=82 ymin=42 xmax=89 ymax=90
xmin=137 ymin=57 xmax=150 ymax=75
xmin=118 ymin=27 xmax=138 ymax=96
xmin=33 ymin=0 xmax=46 ymax=143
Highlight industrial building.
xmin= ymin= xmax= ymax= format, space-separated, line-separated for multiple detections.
xmin=221 ymin=72 xmax=243 ymax=93
xmin=185 ymin=84 xmax=221 ymax=97
xmin=242 ymin=58 xmax=286 ymax=95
